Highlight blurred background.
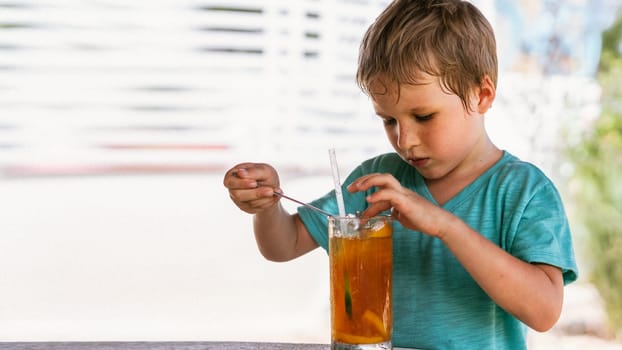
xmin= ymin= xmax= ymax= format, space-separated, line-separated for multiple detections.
xmin=1 ymin=0 xmax=622 ymax=348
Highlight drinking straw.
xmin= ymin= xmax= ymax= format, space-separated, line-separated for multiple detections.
xmin=329 ymin=148 xmax=346 ymax=218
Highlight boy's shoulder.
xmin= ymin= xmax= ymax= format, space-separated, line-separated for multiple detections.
xmin=488 ymin=151 xmax=559 ymax=196
xmin=494 ymin=152 xmax=551 ymax=181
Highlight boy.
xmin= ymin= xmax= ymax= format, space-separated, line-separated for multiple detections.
xmin=223 ymin=0 xmax=578 ymax=348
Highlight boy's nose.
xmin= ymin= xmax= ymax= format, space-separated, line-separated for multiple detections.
xmin=396 ymin=122 xmax=420 ymax=150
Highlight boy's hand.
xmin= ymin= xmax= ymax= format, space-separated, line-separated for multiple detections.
xmin=347 ymin=173 xmax=442 ymax=236
xmin=223 ymin=163 xmax=281 ymax=214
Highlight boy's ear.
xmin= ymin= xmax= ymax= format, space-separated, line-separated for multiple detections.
xmin=476 ymin=75 xmax=495 ymax=114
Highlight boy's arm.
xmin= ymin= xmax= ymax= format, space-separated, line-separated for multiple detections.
xmin=253 ymin=205 xmax=319 ymax=262
xmin=224 ymin=163 xmax=318 ymax=262
xmin=438 ymin=213 xmax=564 ymax=332
xmin=349 ymin=173 xmax=565 ymax=332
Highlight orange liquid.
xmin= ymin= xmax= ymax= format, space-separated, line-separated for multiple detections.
xmin=329 ymin=221 xmax=392 ymax=345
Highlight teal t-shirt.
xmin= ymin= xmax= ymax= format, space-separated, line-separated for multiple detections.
xmin=298 ymin=151 xmax=578 ymax=350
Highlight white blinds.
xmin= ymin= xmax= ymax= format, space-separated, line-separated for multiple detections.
xmin=0 ymin=0 xmax=390 ymax=177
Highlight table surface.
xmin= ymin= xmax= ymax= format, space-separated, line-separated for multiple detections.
xmin=1 ymin=343 xmax=322 ymax=350
xmin=0 ymin=342 xmax=412 ymax=350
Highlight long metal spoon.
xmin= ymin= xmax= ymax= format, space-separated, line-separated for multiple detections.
xmin=274 ymin=191 xmax=334 ymax=217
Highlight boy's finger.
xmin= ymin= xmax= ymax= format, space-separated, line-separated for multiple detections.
xmin=233 ymin=163 xmax=273 ymax=183
xmin=360 ymin=200 xmax=392 ymax=218
xmin=231 ymin=164 xmax=253 ymax=178
xmin=225 ymin=169 xmax=256 ymax=189
xmin=349 ymin=173 xmax=391 ymax=192
xmin=230 ymin=186 xmax=274 ymax=203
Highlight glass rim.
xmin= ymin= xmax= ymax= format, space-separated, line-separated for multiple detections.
xmin=328 ymin=214 xmax=392 ymax=221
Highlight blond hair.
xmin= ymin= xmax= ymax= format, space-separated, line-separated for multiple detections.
xmin=356 ymin=0 xmax=497 ymax=110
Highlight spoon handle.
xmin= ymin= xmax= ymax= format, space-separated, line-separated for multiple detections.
xmin=274 ymin=191 xmax=334 ymax=217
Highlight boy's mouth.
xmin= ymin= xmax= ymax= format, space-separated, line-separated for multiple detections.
xmin=408 ymin=157 xmax=429 ymax=167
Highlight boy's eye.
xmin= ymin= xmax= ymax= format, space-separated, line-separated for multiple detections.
xmin=381 ymin=117 xmax=396 ymax=126
xmin=414 ymin=114 xmax=433 ymax=122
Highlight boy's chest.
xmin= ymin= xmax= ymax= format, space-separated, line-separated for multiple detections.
xmin=426 ymin=178 xmax=473 ymax=206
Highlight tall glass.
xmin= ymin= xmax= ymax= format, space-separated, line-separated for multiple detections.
xmin=329 ymin=215 xmax=393 ymax=350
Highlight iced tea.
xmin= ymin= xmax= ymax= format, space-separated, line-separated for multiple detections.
xmin=329 ymin=216 xmax=392 ymax=349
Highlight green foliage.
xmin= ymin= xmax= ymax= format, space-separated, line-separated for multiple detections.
xmin=568 ymin=12 xmax=622 ymax=338
xmin=600 ymin=14 xmax=622 ymax=73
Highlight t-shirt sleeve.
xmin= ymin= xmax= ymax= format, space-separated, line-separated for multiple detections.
xmin=510 ymin=182 xmax=579 ymax=285
xmin=297 ymin=193 xmax=332 ymax=252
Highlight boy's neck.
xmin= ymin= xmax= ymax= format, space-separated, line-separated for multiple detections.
xmin=426 ymin=143 xmax=502 ymax=206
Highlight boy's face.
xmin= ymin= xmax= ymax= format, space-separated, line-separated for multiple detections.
xmin=370 ymin=73 xmax=491 ymax=182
